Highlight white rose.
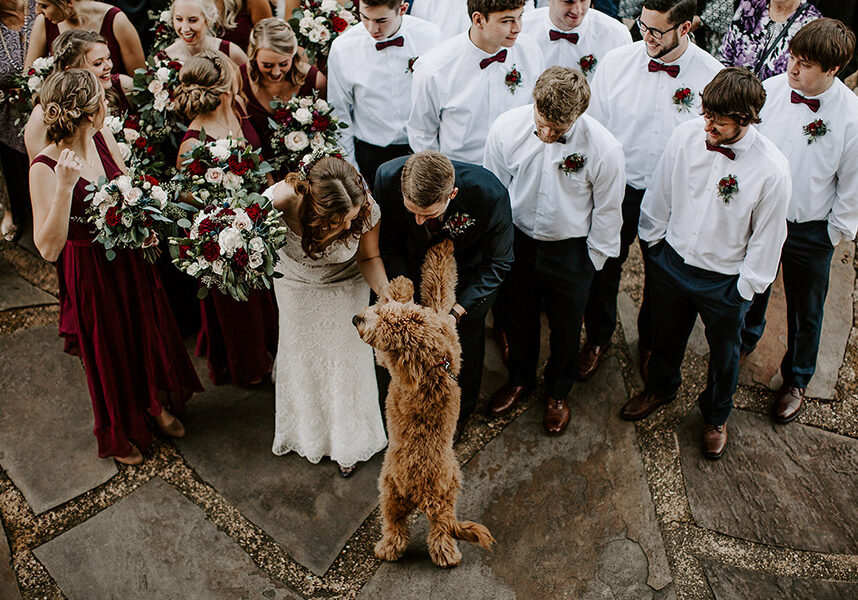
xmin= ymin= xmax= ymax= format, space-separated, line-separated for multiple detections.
xmin=310 ymin=133 xmax=325 ymax=150
xmin=93 ymin=189 xmax=111 ymax=206
xmin=205 ymin=168 xmax=224 ymax=184
xmin=104 ymin=116 xmax=122 ymax=133
xmin=121 ymin=213 xmax=133 ymax=227
xmin=197 ymin=256 xmax=210 ymax=269
xmin=299 ymin=97 xmax=313 ymax=108
xmin=232 ymin=210 xmax=252 ymax=231
xmin=320 ymin=0 xmax=338 ymax=11
xmin=307 ymin=28 xmax=321 ymax=43
xmin=294 ymin=107 xmax=312 ymax=125
xmin=222 ymin=172 xmax=242 ymax=190
xmin=318 ymin=28 xmax=331 ymax=43
xmin=124 ymin=187 xmax=143 ymax=206
xmin=299 ymin=16 xmax=314 ymax=30
xmin=209 ymin=144 xmax=230 ymax=161
xmin=342 ymin=10 xmax=356 ymax=23
xmin=215 ymin=138 xmax=231 ymax=148
xmin=159 ymin=9 xmax=171 ymax=22
xmin=186 ymin=262 xmax=201 ymax=276
xmin=313 ymin=99 xmax=329 ymax=112
xmin=218 ymin=226 xmax=245 ymax=256
xmin=249 ymin=237 xmax=265 ymax=254
xmin=151 ymin=186 xmax=168 ymax=208
xmin=156 ymin=67 xmax=172 ymax=82
xmin=27 ymin=76 xmax=42 ymax=93
xmin=314 ymin=15 xmax=327 ymax=26
xmin=123 ymin=128 xmax=140 ymax=143
xmin=285 ymin=130 xmax=309 ymax=151
xmin=33 ymin=56 xmax=53 ymax=72
xmin=115 ymin=175 xmax=133 ymax=195
xmin=153 ymin=90 xmax=170 ymax=112
xmin=95 ymin=217 xmax=105 ymax=229
xmin=99 ymin=202 xmax=110 ymax=216
xmin=211 ymin=258 xmax=224 ymax=275
xmin=148 ymin=79 xmax=164 ymax=95
xmin=248 ymin=252 xmax=263 ymax=269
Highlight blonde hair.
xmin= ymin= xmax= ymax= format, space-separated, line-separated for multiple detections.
xmin=401 ymin=151 xmax=455 ymax=208
xmin=40 ymin=0 xmax=79 ymax=25
xmin=219 ymin=0 xmax=241 ymax=31
xmin=173 ymin=50 xmax=238 ymax=120
xmin=247 ymin=18 xmax=308 ymax=87
xmin=52 ymin=29 xmax=107 ymax=70
xmin=41 ymin=69 xmax=103 ymax=142
xmin=532 ymin=66 xmax=590 ymax=124
xmin=171 ymin=0 xmax=219 ymax=32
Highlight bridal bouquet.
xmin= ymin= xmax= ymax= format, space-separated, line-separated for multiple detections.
xmin=128 ymin=57 xmax=184 ymax=156
xmin=170 ymin=196 xmax=288 ymax=301
xmin=148 ymin=8 xmax=175 ymax=55
xmin=268 ymin=94 xmax=347 ymax=172
xmin=289 ymin=0 xmax=358 ymax=60
xmin=9 ymin=56 xmax=55 ymax=126
xmin=85 ymin=170 xmax=172 ymax=262
xmin=174 ymin=133 xmax=273 ymax=205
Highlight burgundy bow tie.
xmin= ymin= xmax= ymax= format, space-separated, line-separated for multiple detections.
xmin=479 ymin=49 xmax=507 ymax=69
xmin=548 ymin=30 xmax=579 ymax=43
xmin=706 ymin=141 xmax=735 ymax=160
xmin=375 ymin=36 xmax=404 ymax=51
xmin=790 ymin=90 xmax=820 ymax=112
xmin=648 ymin=59 xmax=680 ymax=78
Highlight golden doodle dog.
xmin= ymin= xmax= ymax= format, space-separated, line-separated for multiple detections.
xmin=352 ymin=239 xmax=495 ymax=568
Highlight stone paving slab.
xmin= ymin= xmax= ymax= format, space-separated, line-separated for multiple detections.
xmin=703 ymin=560 xmax=858 ymax=599
xmin=0 ymin=261 xmax=56 ymax=312
xmin=0 ymin=524 xmax=20 ymax=600
xmin=359 ymin=358 xmax=674 ymax=600
xmin=0 ymin=326 xmax=116 ymax=514
xmin=679 ymin=409 xmax=858 ymax=554
xmin=175 ymin=382 xmax=383 ymax=576
xmin=33 ymin=477 xmax=300 ymax=600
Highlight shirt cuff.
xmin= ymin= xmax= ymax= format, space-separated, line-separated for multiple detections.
xmin=588 ymin=248 xmax=607 ymax=271
xmin=737 ymin=277 xmax=755 ymax=302
xmin=828 ymin=222 xmax=845 ymax=248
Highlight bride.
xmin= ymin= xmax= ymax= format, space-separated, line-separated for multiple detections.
xmin=264 ymin=153 xmax=389 ymax=477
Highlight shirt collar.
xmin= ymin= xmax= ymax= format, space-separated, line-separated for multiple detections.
xmin=795 ymin=79 xmax=838 ymax=102
xmin=545 ymin=9 xmax=590 ymax=37
xmin=647 ymin=38 xmax=694 ymax=70
xmin=720 ymin=124 xmax=757 ymax=158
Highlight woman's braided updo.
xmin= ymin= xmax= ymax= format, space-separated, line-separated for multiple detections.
xmin=40 ymin=69 xmax=103 ymax=143
xmin=173 ymin=50 xmax=237 ymax=120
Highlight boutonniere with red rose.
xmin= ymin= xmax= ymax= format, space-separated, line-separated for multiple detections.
xmin=443 ymin=212 xmax=475 ymax=237
xmin=717 ymin=174 xmax=738 ymax=204
xmin=672 ymin=87 xmax=695 ymax=113
xmin=505 ymin=65 xmax=523 ymax=94
xmin=802 ymin=119 xmax=828 ymax=144
xmin=407 ymin=57 xmax=418 ymax=73
xmin=560 ymin=153 xmax=587 ymax=175
xmin=578 ymin=54 xmax=597 ymax=76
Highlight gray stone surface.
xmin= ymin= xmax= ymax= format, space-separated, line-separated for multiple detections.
xmin=703 ymin=560 xmax=858 ymax=600
xmin=34 ymin=477 xmax=300 ymax=600
xmin=175 ymin=383 xmax=383 ymax=576
xmin=0 ymin=326 xmax=116 ymax=514
xmin=0 ymin=260 xmax=56 ymax=311
xmin=679 ymin=409 xmax=858 ymax=554
xmin=617 ymin=292 xmax=645 ymax=389
xmin=0 ymin=525 xmax=21 ymax=600
xmin=360 ymin=358 xmax=673 ymax=600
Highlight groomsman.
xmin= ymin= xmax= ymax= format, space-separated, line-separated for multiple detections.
xmin=408 ymin=0 xmax=544 ymax=164
xmin=327 ymin=0 xmax=442 ymax=189
xmin=738 ymin=19 xmax=858 ymax=422
xmin=580 ymin=0 xmax=722 ymax=382
xmin=522 ymin=0 xmax=631 ymax=76
xmin=375 ymin=151 xmax=514 ymax=429
xmin=409 ymin=0 xmax=471 ymax=40
xmin=629 ymin=68 xmax=791 ymax=459
xmin=483 ymin=66 xmax=624 ymax=434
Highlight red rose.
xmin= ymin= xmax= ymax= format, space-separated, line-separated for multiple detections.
xmin=197 ymin=217 xmax=217 ymax=236
xmin=312 ymin=114 xmax=331 ymax=131
xmin=134 ymin=137 xmax=148 ymax=149
xmin=203 ymin=241 xmax=220 ymax=261
xmin=168 ymin=61 xmax=183 ymax=72
xmin=146 ymin=145 xmax=157 ymax=155
xmin=188 ymin=160 xmax=206 ymax=176
xmin=105 ymin=206 xmax=121 ymax=227
xmin=245 ymin=204 xmax=262 ymax=221
xmin=124 ymin=116 xmax=139 ymax=130
xmin=143 ymin=215 xmax=153 ymax=226
xmin=331 ymin=16 xmax=348 ymax=32
xmin=233 ymin=247 xmax=249 ymax=268
xmin=228 ymin=155 xmax=249 ymax=176
xmin=218 ymin=207 xmax=236 ymax=217
xmin=179 ymin=244 xmax=190 ymax=258
xmin=26 ymin=68 xmax=35 ymax=76
xmin=274 ymin=108 xmax=292 ymax=124
xmin=143 ymin=174 xmax=160 ymax=187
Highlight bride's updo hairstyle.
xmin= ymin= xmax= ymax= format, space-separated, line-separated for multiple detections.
xmin=173 ymin=50 xmax=237 ymax=120
xmin=246 ymin=18 xmax=308 ymax=88
xmin=285 ymin=157 xmax=372 ymax=259
xmin=41 ymin=69 xmax=103 ymax=143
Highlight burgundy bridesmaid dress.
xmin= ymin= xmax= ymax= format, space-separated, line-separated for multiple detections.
xmin=45 ymin=7 xmax=129 ymax=75
xmin=30 ymin=132 xmax=203 ymax=458
xmin=218 ymin=7 xmax=253 ymax=52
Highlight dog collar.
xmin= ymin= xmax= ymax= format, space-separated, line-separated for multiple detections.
xmin=437 ymin=356 xmax=458 ymax=382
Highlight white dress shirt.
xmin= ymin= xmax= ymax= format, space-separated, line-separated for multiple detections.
xmin=522 ymin=7 xmax=631 ymax=77
xmin=409 ymin=0 xmax=471 ymax=40
xmin=327 ymin=16 xmax=442 ymax=162
xmin=639 ymin=118 xmax=791 ymax=300
xmin=408 ymin=31 xmax=544 ymax=165
xmin=759 ymin=74 xmax=858 ymax=247
xmin=484 ymin=104 xmax=624 ymax=270
xmin=587 ymin=40 xmax=723 ymax=190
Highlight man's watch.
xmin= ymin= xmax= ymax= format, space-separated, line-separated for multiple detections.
xmin=449 ymin=306 xmax=464 ymax=323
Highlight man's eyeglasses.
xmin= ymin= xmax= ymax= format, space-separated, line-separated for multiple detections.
xmin=636 ymin=18 xmax=681 ymax=40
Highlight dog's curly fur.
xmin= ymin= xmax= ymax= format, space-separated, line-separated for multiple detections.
xmin=353 ymin=240 xmax=495 ymax=568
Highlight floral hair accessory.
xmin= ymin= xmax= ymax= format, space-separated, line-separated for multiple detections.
xmin=717 ymin=174 xmax=738 ymax=204
xmin=802 ymin=119 xmax=828 ymax=144
xmin=578 ymin=54 xmax=597 ymax=76
xmin=297 ymin=145 xmax=346 ymax=180
xmin=505 ymin=65 xmax=523 ymax=94
xmin=560 ymin=153 xmax=587 ymax=175
xmin=672 ymin=87 xmax=694 ymax=113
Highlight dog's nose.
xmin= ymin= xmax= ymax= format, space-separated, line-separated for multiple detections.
xmin=352 ymin=314 xmax=361 ymax=327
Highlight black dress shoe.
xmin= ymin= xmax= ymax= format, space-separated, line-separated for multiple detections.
xmin=485 ymin=382 xmax=531 ymax=418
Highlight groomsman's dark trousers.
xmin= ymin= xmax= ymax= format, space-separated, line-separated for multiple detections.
xmin=740 ymin=220 xmax=835 ymax=388
xmin=508 ymin=229 xmax=594 ymax=399
xmin=646 ymin=243 xmax=751 ymax=426
xmin=583 ymin=184 xmax=652 ymax=349
xmin=354 ymin=139 xmax=411 ymax=192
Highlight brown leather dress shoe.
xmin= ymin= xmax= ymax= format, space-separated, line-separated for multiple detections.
xmin=485 ymin=382 xmax=531 ymax=418
xmin=543 ymin=396 xmax=570 ymax=435
xmin=702 ymin=423 xmax=728 ymax=460
xmin=773 ymin=386 xmax=805 ymax=423
xmin=493 ymin=325 xmax=510 ymax=368
xmin=639 ymin=348 xmax=652 ymax=383
xmin=620 ymin=391 xmax=672 ymax=421
xmin=577 ymin=342 xmax=612 ymax=380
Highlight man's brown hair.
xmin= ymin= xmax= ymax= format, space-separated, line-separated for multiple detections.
xmin=701 ymin=67 xmax=766 ymax=127
xmin=533 ymin=66 xmax=590 ymax=124
xmin=401 ymin=151 xmax=456 ymax=208
xmin=789 ymin=18 xmax=856 ymax=74
xmin=467 ymin=0 xmax=526 ymax=21
xmin=360 ymin=0 xmax=403 ymax=10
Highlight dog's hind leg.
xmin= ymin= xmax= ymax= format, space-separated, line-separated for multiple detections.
xmin=375 ymin=483 xmax=414 ymax=562
xmin=425 ymin=508 xmax=463 ymax=568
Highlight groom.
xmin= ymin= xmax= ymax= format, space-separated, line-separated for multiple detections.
xmin=375 ymin=151 xmax=514 ymax=430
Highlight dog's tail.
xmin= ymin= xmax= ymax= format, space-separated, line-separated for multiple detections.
xmin=441 ymin=519 xmax=496 ymax=550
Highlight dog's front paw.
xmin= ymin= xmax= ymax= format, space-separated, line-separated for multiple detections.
xmin=429 ymin=539 xmax=462 ymax=568
xmin=374 ymin=535 xmax=408 ymax=562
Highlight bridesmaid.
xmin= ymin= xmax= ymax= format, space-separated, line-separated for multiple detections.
xmin=241 ymin=17 xmax=325 ymax=169
xmin=216 ymin=0 xmax=271 ymax=52
xmin=29 ymin=69 xmax=203 ymax=465
xmin=158 ymin=0 xmax=247 ymax=65
xmin=174 ymin=50 xmax=278 ymax=386
xmin=25 ymin=0 xmax=145 ymax=75
xmin=25 ymin=29 xmax=133 ymax=161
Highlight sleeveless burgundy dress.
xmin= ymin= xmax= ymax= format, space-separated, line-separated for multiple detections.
xmin=218 ymin=8 xmax=253 ymax=52
xmin=45 ymin=7 xmax=129 ymax=75
xmin=155 ymin=39 xmax=233 ymax=63
xmin=181 ymin=108 xmax=278 ymax=386
xmin=30 ymin=132 xmax=203 ymax=458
